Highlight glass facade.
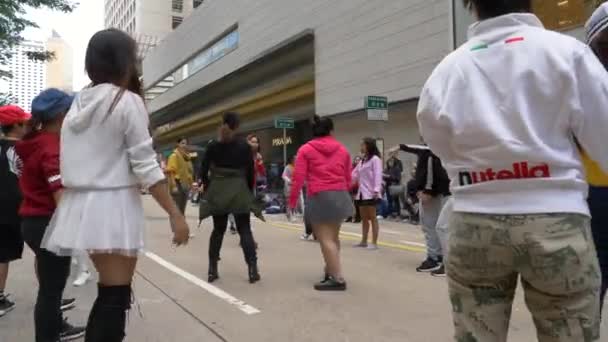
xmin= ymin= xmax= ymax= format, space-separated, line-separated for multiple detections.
xmin=185 ymin=30 xmax=239 ymax=78
xmin=453 ymin=0 xmax=608 ymax=47
xmin=146 ymin=29 xmax=239 ymax=101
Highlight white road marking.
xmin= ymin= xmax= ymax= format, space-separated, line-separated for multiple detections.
xmin=144 ymin=251 xmax=261 ymax=315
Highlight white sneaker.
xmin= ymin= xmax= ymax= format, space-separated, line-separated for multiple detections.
xmin=72 ymin=271 xmax=91 ymax=287
xmin=366 ymin=244 xmax=379 ymax=250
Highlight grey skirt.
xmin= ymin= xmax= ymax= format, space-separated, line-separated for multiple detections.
xmin=305 ymin=191 xmax=354 ymax=225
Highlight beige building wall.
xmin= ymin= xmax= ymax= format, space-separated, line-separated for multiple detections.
xmin=143 ymin=0 xmax=451 ymax=116
xmin=332 ymin=100 xmax=422 ymax=174
xmin=46 ymin=32 xmax=73 ymax=92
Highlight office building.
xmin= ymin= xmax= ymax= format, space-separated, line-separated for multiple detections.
xmin=142 ymin=0 xmax=607 ymax=190
xmin=7 ymin=40 xmax=46 ymax=112
xmin=46 ymin=30 xmax=73 ymax=92
xmin=104 ymin=0 xmax=198 ymax=57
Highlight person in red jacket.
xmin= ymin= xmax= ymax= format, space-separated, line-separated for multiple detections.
xmin=289 ymin=115 xmax=353 ymax=291
xmin=16 ymin=89 xmax=85 ymax=342
xmin=247 ymin=134 xmax=266 ymax=188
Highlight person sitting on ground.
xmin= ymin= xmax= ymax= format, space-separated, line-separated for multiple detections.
xmin=418 ymin=0 xmax=608 ymax=340
xmin=402 ymin=168 xmax=420 ymax=224
xmin=384 ymin=156 xmax=403 ymax=219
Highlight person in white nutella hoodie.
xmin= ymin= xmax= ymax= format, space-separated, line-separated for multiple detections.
xmin=417 ymin=1 xmax=608 ymax=341
xmin=41 ymin=29 xmax=190 ymax=342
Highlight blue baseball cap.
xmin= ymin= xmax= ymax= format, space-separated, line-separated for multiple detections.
xmin=31 ymin=88 xmax=74 ymax=123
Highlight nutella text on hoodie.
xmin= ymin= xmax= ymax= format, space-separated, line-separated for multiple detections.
xmin=417 ymin=13 xmax=608 ymax=215
xmin=60 ymin=84 xmax=164 ymax=191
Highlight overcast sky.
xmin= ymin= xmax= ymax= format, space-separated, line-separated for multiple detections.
xmin=22 ymin=0 xmax=104 ymax=90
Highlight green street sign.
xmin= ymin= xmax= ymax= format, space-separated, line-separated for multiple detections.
xmin=274 ymin=117 xmax=295 ymax=129
xmin=365 ymin=96 xmax=388 ymax=110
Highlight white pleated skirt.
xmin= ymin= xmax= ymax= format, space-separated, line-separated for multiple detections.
xmin=42 ymin=187 xmax=145 ymax=257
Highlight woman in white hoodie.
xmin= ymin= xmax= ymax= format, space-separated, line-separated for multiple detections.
xmin=42 ymin=29 xmax=190 ymax=341
xmin=418 ymin=1 xmax=608 ymax=341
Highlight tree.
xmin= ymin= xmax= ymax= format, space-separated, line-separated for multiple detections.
xmin=0 ymin=1 xmax=77 ymax=80
xmin=0 ymin=93 xmax=14 ymax=106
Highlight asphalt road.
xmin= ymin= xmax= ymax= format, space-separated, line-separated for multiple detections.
xmin=1 ymin=197 xmax=606 ymax=341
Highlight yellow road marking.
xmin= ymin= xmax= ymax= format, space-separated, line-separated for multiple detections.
xmin=262 ymin=220 xmax=426 ymax=254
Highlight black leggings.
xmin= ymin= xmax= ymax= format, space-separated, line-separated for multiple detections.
xmin=210 ymin=214 xmax=257 ymax=264
xmin=22 ymin=216 xmax=71 ymax=342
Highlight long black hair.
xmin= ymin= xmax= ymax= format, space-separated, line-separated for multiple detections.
xmin=85 ymin=29 xmax=142 ymax=112
xmin=312 ymin=115 xmax=333 ymax=137
xmin=362 ymin=137 xmax=381 ymax=162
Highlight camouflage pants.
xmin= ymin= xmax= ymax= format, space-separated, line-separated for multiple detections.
xmin=447 ymin=213 xmax=601 ymax=342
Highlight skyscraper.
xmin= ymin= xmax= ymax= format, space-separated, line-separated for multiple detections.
xmin=104 ymin=0 xmax=197 ymax=58
xmin=7 ymin=40 xmax=46 ymax=112
xmin=46 ymin=30 xmax=73 ymax=92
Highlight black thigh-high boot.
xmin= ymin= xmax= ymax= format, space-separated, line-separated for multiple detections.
xmin=234 ymin=214 xmax=260 ymax=283
xmin=85 ymin=284 xmax=131 ymax=342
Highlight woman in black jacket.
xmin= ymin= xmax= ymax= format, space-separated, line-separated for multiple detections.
xmin=199 ymin=112 xmax=260 ymax=284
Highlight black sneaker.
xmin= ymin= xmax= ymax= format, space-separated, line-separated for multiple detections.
xmin=60 ymin=319 xmax=86 ymax=341
xmin=0 ymin=296 xmax=16 ymax=317
xmin=416 ymin=258 xmax=441 ymax=272
xmin=314 ymin=276 xmax=346 ymax=291
xmin=60 ymin=298 xmax=76 ymax=312
xmin=431 ymin=264 xmax=446 ymax=277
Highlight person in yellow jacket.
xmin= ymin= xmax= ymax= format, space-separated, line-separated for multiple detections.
xmin=166 ymin=137 xmax=194 ymax=214
xmin=586 ymin=4 xmax=608 ymax=316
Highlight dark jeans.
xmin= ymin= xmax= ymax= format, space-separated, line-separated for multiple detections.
xmin=387 ymin=195 xmax=400 ymax=216
xmin=589 ymin=186 xmax=608 ymax=314
xmin=22 ymin=216 xmax=71 ymax=342
xmin=210 ymin=213 xmax=257 ymax=264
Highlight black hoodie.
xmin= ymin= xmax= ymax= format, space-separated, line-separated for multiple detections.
xmin=399 ymin=144 xmax=450 ymax=197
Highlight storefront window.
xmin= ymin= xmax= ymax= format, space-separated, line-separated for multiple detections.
xmin=534 ymin=0 xmax=607 ymax=31
xmin=244 ymin=120 xmax=312 ymax=193
xmin=453 ymin=0 xmax=608 ymax=47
